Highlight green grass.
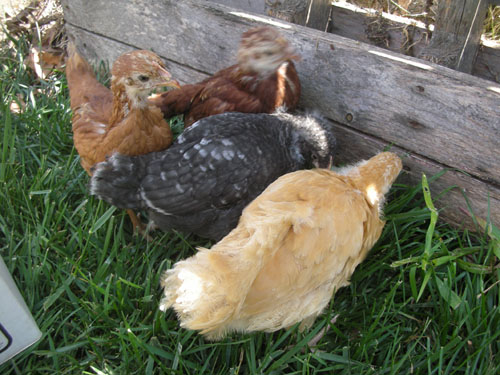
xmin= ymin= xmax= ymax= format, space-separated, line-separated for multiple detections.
xmin=1 ymin=36 xmax=499 ymax=375
xmin=485 ymin=5 xmax=500 ymax=41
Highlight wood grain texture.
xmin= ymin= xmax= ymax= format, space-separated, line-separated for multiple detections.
xmin=64 ymin=25 xmax=211 ymax=85
xmin=419 ymin=0 xmax=490 ymax=73
xmin=473 ymin=42 xmax=500 ymax=82
xmin=328 ymin=5 xmax=429 ymax=55
xmin=207 ymin=0 xmax=500 ymax=83
xmin=332 ymin=123 xmax=500 ymax=228
xmin=455 ymin=0 xmax=490 ymax=73
xmin=328 ymin=3 xmax=500 ymax=83
xmin=206 ymin=0 xmax=332 ymax=31
xmin=205 ymin=0 xmax=266 ymax=15
xmin=61 ymin=0 xmax=500 ymax=227
xmin=303 ymin=0 xmax=332 ymax=31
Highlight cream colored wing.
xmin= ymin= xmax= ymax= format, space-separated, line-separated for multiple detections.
xmin=233 ymin=169 xmax=379 ymax=331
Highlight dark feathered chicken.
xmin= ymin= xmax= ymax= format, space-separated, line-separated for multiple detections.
xmin=89 ymin=111 xmax=337 ymax=240
xmin=148 ymin=26 xmax=301 ymax=127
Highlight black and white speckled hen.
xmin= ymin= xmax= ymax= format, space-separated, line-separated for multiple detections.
xmin=89 ymin=111 xmax=337 ymax=240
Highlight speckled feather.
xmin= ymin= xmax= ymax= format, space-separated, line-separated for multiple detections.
xmin=90 ymin=111 xmax=337 ymax=240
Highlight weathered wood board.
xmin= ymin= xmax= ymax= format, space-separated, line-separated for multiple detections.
xmin=419 ymin=0 xmax=490 ymax=73
xmin=208 ymin=0 xmax=500 ymax=83
xmin=61 ymin=0 xmax=500 ymax=228
xmin=474 ymin=39 xmax=500 ymax=82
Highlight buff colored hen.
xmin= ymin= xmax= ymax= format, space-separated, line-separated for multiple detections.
xmin=160 ymin=152 xmax=402 ymax=340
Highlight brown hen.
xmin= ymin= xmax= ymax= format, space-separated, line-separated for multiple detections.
xmin=160 ymin=152 xmax=402 ymax=340
xmin=149 ymin=26 xmax=301 ymax=127
xmin=66 ymin=44 xmax=180 ymax=230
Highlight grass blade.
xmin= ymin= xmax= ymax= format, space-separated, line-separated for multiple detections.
xmin=90 ymin=206 xmax=117 ymax=234
xmin=434 ymin=275 xmax=462 ymax=310
xmin=421 ymin=174 xmax=439 ymax=270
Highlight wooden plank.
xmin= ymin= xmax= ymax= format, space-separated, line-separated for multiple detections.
xmin=208 ymin=0 xmax=332 ymax=31
xmin=474 ymin=40 xmax=500 ymax=82
xmin=329 ymin=2 xmax=499 ymax=82
xmin=265 ymin=0 xmax=332 ymax=31
xmin=329 ymin=2 xmax=429 ymax=57
xmin=204 ymin=1 xmax=265 ymax=14
xmin=456 ymin=0 xmax=490 ymax=73
xmin=303 ymin=0 xmax=332 ymax=31
xmin=63 ymin=25 xmax=500 ymax=228
xmin=61 ymin=0 xmax=500 ymax=227
xmin=209 ymin=0 xmax=500 ymax=83
xmin=419 ymin=0 xmax=490 ymax=73
xmin=64 ymin=25 xmax=210 ymax=85
xmin=333 ymin=123 xmax=500 ymax=228
xmin=320 ymin=2 xmax=500 ymax=82
xmin=208 ymin=0 xmax=425 ymax=54
xmin=264 ymin=0 xmax=310 ymax=25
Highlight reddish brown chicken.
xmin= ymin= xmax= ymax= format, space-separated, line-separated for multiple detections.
xmin=66 ymin=44 xmax=180 ymax=230
xmin=149 ymin=26 xmax=301 ymax=127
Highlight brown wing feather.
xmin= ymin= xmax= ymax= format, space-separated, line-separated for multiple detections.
xmin=151 ymin=62 xmax=301 ymax=127
xmin=66 ymin=45 xmax=115 ymax=173
xmin=149 ymin=83 xmax=204 ymax=119
xmin=65 ymin=45 xmax=113 ymax=124
xmin=184 ymin=77 xmax=263 ymax=125
xmin=185 ymin=62 xmax=300 ymax=126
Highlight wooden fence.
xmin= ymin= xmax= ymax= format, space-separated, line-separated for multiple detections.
xmin=61 ymin=0 xmax=500 ymax=229
xmin=211 ymin=0 xmax=500 ymax=82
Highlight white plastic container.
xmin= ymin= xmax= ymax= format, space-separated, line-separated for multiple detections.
xmin=0 ymin=256 xmax=42 ymax=365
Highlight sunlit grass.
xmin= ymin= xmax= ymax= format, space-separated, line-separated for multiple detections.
xmin=484 ymin=5 xmax=500 ymax=40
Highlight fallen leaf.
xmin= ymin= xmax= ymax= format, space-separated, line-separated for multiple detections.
xmin=26 ymin=46 xmax=64 ymax=80
xmin=27 ymin=46 xmax=45 ymax=79
xmin=40 ymin=50 xmax=64 ymax=67
xmin=9 ymin=94 xmax=26 ymax=114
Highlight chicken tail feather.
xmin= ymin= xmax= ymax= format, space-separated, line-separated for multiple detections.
xmin=342 ymin=152 xmax=402 ymax=207
xmin=160 ymin=226 xmax=272 ymax=340
xmin=65 ymin=42 xmax=99 ymax=110
xmin=89 ymin=153 xmax=150 ymax=210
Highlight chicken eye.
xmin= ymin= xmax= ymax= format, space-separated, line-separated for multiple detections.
xmin=263 ymin=51 xmax=274 ymax=57
xmin=138 ymin=75 xmax=150 ymax=82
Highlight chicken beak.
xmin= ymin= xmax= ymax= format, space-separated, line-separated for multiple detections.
xmin=284 ymin=46 xmax=301 ymax=61
xmin=159 ymin=79 xmax=181 ymax=89
xmin=155 ymin=63 xmax=181 ymax=89
xmin=287 ymin=50 xmax=301 ymax=61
